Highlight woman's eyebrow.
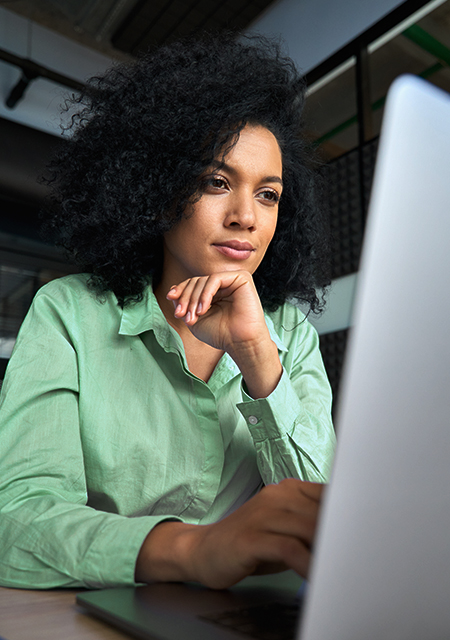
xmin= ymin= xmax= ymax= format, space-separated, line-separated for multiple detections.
xmin=263 ymin=176 xmax=284 ymax=187
xmin=209 ymin=161 xmax=283 ymax=187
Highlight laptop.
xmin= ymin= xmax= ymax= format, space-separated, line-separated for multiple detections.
xmin=76 ymin=74 xmax=450 ymax=640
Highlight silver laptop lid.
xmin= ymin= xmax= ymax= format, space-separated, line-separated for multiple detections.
xmin=300 ymin=75 xmax=450 ymax=640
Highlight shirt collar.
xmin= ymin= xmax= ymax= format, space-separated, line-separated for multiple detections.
xmin=118 ymin=284 xmax=163 ymax=337
xmin=118 ymin=283 xmax=288 ymax=353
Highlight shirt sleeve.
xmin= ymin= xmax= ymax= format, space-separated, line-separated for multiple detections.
xmin=236 ymin=307 xmax=336 ymax=485
xmin=0 ymin=288 xmax=181 ymax=590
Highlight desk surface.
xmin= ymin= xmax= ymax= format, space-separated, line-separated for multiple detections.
xmin=0 ymin=587 xmax=132 ymax=640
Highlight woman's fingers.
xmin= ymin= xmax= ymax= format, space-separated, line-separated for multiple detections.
xmin=189 ymin=479 xmax=325 ymax=588
xmin=168 ymin=277 xmax=214 ymax=323
xmin=187 ymin=276 xmax=225 ymax=321
xmin=243 ymin=531 xmax=312 ymax=579
xmin=243 ymin=480 xmax=322 ymax=547
xmin=296 ymin=478 xmax=323 ymax=504
xmin=166 ymin=272 xmax=249 ymax=325
xmin=167 ymin=279 xmax=191 ymax=319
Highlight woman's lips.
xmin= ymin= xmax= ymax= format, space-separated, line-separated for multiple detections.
xmin=212 ymin=241 xmax=255 ymax=260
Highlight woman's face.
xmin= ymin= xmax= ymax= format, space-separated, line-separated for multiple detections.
xmin=161 ymin=124 xmax=283 ymax=284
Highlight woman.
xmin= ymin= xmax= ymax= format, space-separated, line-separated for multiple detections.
xmin=0 ymin=33 xmax=335 ymax=589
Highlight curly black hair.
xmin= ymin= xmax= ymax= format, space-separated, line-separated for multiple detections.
xmin=43 ymin=32 xmax=330 ymax=312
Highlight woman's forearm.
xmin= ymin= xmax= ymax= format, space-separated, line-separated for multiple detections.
xmin=135 ymin=521 xmax=199 ymax=584
xmin=228 ymin=336 xmax=283 ymax=399
xmin=135 ymin=479 xmax=323 ymax=589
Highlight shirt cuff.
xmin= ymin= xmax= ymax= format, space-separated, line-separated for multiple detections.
xmin=80 ymin=514 xmax=184 ymax=588
xmin=236 ymin=368 xmax=305 ymax=441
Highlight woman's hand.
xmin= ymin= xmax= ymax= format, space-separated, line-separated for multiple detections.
xmin=166 ymin=270 xmax=283 ymax=398
xmin=167 ymin=270 xmax=264 ymax=350
xmin=136 ymin=479 xmax=324 ymax=589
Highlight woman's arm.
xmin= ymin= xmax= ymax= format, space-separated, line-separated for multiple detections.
xmin=237 ymin=314 xmax=335 ymax=484
xmin=135 ymin=478 xmax=323 ymax=588
xmin=167 ymin=270 xmax=336 ymax=484
xmin=0 ymin=281 xmax=178 ymax=589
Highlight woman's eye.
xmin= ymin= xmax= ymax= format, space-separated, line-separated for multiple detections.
xmin=258 ymin=189 xmax=280 ymax=204
xmin=202 ymin=176 xmax=228 ymax=191
xmin=211 ymin=178 xmax=227 ymax=189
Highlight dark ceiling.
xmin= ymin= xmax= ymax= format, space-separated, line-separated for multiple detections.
xmin=112 ymin=0 xmax=277 ymax=56
xmin=5 ymin=0 xmax=277 ymax=60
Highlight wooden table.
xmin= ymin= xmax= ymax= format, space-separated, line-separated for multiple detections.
xmin=0 ymin=587 xmax=132 ymax=640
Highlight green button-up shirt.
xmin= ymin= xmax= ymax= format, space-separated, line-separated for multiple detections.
xmin=0 ymin=274 xmax=335 ymax=589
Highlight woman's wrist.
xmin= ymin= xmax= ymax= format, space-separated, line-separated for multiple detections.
xmin=228 ymin=337 xmax=282 ymax=399
xmin=135 ymin=521 xmax=200 ymax=584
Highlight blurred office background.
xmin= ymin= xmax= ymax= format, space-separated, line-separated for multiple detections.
xmin=1 ymin=0 xmax=449 ymax=414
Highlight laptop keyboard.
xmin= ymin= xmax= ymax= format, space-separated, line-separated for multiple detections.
xmin=200 ymin=600 xmax=300 ymax=640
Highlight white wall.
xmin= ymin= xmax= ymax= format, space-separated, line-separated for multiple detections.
xmin=304 ymin=273 xmax=357 ymax=333
xmin=0 ymin=6 xmax=114 ymax=136
xmin=249 ymin=0 xmax=406 ymax=73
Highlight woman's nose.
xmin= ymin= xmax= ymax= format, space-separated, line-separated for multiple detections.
xmin=224 ymin=193 xmax=257 ymax=230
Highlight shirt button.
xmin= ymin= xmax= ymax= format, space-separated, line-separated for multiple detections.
xmin=248 ymin=415 xmax=258 ymax=425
